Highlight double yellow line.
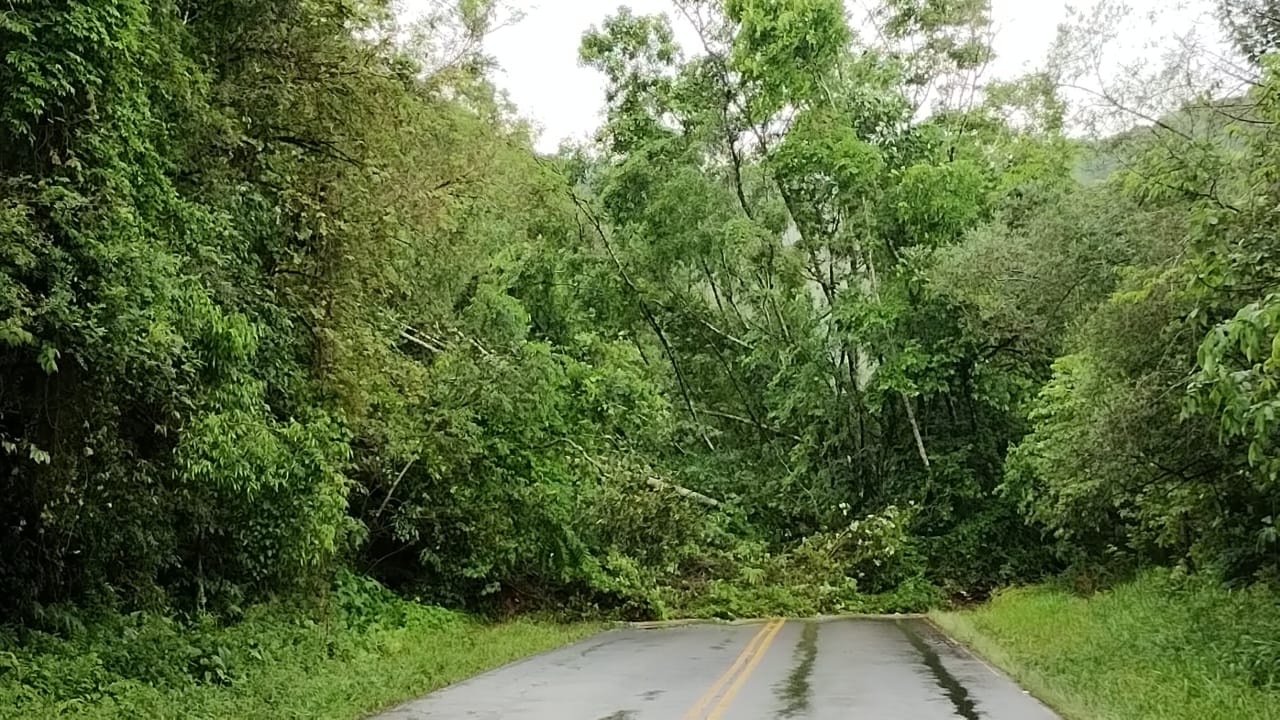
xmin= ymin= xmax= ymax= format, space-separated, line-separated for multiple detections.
xmin=683 ymin=618 xmax=786 ymax=720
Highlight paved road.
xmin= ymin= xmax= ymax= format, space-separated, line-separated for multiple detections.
xmin=376 ymin=617 xmax=1058 ymax=719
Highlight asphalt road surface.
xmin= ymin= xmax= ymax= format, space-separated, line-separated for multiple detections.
xmin=376 ymin=617 xmax=1059 ymax=719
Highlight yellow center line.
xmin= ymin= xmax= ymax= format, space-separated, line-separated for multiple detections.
xmin=704 ymin=617 xmax=786 ymax=720
xmin=682 ymin=619 xmax=781 ymax=720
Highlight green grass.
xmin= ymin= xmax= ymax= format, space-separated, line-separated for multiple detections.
xmin=930 ymin=571 xmax=1280 ymax=720
xmin=0 ymin=584 xmax=600 ymax=719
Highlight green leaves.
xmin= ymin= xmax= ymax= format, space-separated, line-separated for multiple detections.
xmin=35 ymin=344 xmax=58 ymax=374
xmin=580 ymin=9 xmax=680 ymax=153
xmin=891 ymin=160 xmax=984 ymax=247
xmin=1188 ymin=295 xmax=1280 ymax=481
xmin=726 ymin=0 xmax=850 ymax=116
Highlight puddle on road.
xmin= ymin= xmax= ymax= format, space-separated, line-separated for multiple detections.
xmin=597 ymin=711 xmax=637 ymax=720
xmin=775 ymin=621 xmax=818 ymax=718
xmin=897 ymin=621 xmax=981 ymax=720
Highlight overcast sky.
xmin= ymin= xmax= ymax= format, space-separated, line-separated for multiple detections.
xmin=405 ymin=1 xmax=1204 ymax=151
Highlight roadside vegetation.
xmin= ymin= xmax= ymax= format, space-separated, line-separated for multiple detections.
xmin=0 ymin=574 xmax=597 ymax=719
xmin=932 ymin=572 xmax=1280 ymax=720
xmin=3 ymin=0 xmax=1280 ymax=716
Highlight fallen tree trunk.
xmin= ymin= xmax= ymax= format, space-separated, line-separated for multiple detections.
xmin=647 ymin=478 xmax=721 ymax=508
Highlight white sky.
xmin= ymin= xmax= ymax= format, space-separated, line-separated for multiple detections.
xmin=405 ymin=1 xmax=1212 ymax=151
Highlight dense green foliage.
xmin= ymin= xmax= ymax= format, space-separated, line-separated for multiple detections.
xmin=567 ymin=0 xmax=1280 ymax=597
xmin=0 ymin=0 xmax=697 ymax=619
xmin=933 ymin=571 xmax=1280 ymax=719
xmin=0 ymin=0 xmax=1019 ymax=624
xmin=995 ymin=68 xmax=1280 ymax=583
xmin=3 ymin=0 xmax=1280 ymax=683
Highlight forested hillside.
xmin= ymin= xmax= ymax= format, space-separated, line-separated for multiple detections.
xmin=2 ymin=0 xmax=1279 ymax=672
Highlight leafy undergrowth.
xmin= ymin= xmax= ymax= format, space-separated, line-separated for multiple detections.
xmin=588 ymin=504 xmax=947 ymax=621
xmin=0 ymin=576 xmax=599 ymax=720
xmin=930 ymin=571 xmax=1280 ymax=720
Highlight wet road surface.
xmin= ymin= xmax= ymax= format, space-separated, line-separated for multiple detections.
xmin=375 ymin=617 xmax=1059 ymax=720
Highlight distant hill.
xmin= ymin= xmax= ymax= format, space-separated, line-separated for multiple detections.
xmin=1070 ymin=95 xmax=1257 ymax=186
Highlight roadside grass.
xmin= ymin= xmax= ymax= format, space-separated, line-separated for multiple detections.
xmin=930 ymin=570 xmax=1280 ymax=720
xmin=0 ymin=580 xmax=600 ymax=719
